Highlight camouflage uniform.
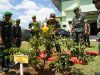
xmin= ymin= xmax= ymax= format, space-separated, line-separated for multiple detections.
xmin=84 ymin=21 xmax=90 ymax=47
xmin=0 ymin=11 xmax=13 ymax=72
xmin=47 ymin=13 xmax=61 ymax=53
xmin=29 ymin=16 xmax=40 ymax=37
xmin=72 ymin=13 xmax=86 ymax=44
xmin=13 ymin=19 xmax=21 ymax=47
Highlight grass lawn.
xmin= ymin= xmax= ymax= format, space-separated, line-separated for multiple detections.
xmin=85 ymin=41 xmax=98 ymax=51
xmin=20 ymin=41 xmax=100 ymax=75
xmin=75 ymin=41 xmax=100 ymax=75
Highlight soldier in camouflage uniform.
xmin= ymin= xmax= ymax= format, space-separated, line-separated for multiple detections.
xmin=71 ymin=7 xmax=87 ymax=44
xmin=0 ymin=11 xmax=13 ymax=72
xmin=93 ymin=0 xmax=100 ymax=55
xmin=84 ymin=20 xmax=90 ymax=47
xmin=13 ymin=19 xmax=22 ymax=47
xmin=28 ymin=15 xmax=40 ymax=37
xmin=47 ymin=13 xmax=61 ymax=52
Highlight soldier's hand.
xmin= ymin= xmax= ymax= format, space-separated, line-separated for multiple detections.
xmin=84 ymin=31 xmax=88 ymax=34
xmin=88 ymin=32 xmax=90 ymax=35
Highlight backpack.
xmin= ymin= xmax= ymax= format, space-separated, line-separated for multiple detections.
xmin=47 ymin=19 xmax=60 ymax=28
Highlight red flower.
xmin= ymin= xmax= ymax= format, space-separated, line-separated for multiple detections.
xmin=69 ymin=57 xmax=78 ymax=63
xmin=63 ymin=50 xmax=71 ymax=55
xmin=48 ymin=57 xmax=55 ymax=62
xmin=86 ymin=51 xmax=98 ymax=56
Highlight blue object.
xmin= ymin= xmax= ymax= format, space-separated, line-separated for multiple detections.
xmin=56 ymin=29 xmax=70 ymax=37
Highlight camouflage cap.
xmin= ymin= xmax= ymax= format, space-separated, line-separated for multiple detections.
xmin=50 ymin=13 xmax=56 ymax=18
xmin=32 ymin=15 xmax=36 ymax=19
xmin=16 ymin=19 xmax=20 ymax=22
xmin=73 ymin=7 xmax=80 ymax=12
xmin=93 ymin=0 xmax=100 ymax=4
xmin=4 ymin=11 xmax=13 ymax=16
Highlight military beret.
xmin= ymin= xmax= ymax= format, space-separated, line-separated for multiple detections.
xmin=16 ymin=19 xmax=20 ymax=22
xmin=32 ymin=15 xmax=36 ymax=19
xmin=4 ymin=11 xmax=13 ymax=16
xmin=50 ymin=13 xmax=56 ymax=18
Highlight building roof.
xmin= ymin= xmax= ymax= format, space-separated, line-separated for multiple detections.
xmin=65 ymin=3 xmax=97 ymax=12
xmin=52 ymin=0 xmax=61 ymax=11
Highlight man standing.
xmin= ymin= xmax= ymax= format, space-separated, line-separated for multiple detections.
xmin=71 ymin=7 xmax=87 ymax=45
xmin=84 ymin=20 xmax=90 ymax=47
xmin=0 ymin=11 xmax=13 ymax=72
xmin=13 ymin=19 xmax=22 ymax=47
xmin=93 ymin=0 xmax=100 ymax=55
xmin=47 ymin=13 xmax=61 ymax=53
xmin=28 ymin=15 xmax=40 ymax=36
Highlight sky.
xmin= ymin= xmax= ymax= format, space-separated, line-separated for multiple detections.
xmin=0 ymin=0 xmax=60 ymax=29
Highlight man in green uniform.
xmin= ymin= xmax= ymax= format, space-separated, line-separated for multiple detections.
xmin=28 ymin=15 xmax=40 ymax=36
xmin=71 ymin=7 xmax=87 ymax=45
xmin=93 ymin=0 xmax=100 ymax=55
xmin=0 ymin=11 xmax=13 ymax=72
xmin=84 ymin=20 xmax=90 ymax=47
xmin=47 ymin=13 xmax=61 ymax=53
xmin=13 ymin=19 xmax=22 ymax=47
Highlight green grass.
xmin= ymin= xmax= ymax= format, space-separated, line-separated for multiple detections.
xmin=75 ymin=41 xmax=100 ymax=75
xmin=85 ymin=41 xmax=98 ymax=51
xmin=74 ymin=56 xmax=100 ymax=75
xmin=20 ymin=41 xmax=100 ymax=75
xmin=20 ymin=41 xmax=30 ymax=50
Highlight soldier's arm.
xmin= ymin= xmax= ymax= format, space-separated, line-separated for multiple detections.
xmin=54 ymin=21 xmax=60 ymax=33
xmin=29 ymin=23 xmax=32 ymax=30
xmin=29 ymin=23 xmax=33 ymax=31
xmin=19 ymin=26 xmax=22 ymax=37
xmin=56 ymin=21 xmax=60 ymax=28
xmin=88 ymin=23 xmax=90 ymax=35
xmin=37 ymin=22 xmax=41 ymax=29
xmin=71 ymin=18 xmax=74 ymax=32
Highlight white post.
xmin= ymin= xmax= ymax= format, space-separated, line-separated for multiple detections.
xmin=20 ymin=63 xmax=23 ymax=75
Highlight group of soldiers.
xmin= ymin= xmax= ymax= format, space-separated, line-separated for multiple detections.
xmin=0 ymin=11 xmax=22 ymax=72
xmin=71 ymin=0 xmax=100 ymax=56
xmin=0 ymin=10 xmax=60 ymax=72
xmin=0 ymin=0 xmax=100 ymax=72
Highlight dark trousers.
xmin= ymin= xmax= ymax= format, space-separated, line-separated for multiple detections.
xmin=1 ymin=39 xmax=12 ymax=68
xmin=72 ymin=32 xmax=84 ymax=44
xmin=15 ymin=38 xmax=21 ymax=47
xmin=84 ymin=34 xmax=90 ymax=46
xmin=46 ymin=34 xmax=61 ymax=53
xmin=0 ymin=48 xmax=10 ymax=68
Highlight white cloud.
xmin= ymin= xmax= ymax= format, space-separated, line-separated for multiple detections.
xmin=0 ymin=0 xmax=57 ymax=29
xmin=15 ymin=0 xmax=40 ymax=10
xmin=0 ymin=0 xmax=13 ymax=12
xmin=48 ymin=4 xmax=52 ymax=7
xmin=0 ymin=0 xmax=10 ymax=3
xmin=0 ymin=0 xmax=13 ymax=17
xmin=18 ymin=7 xmax=55 ymax=29
xmin=15 ymin=0 xmax=56 ymax=29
